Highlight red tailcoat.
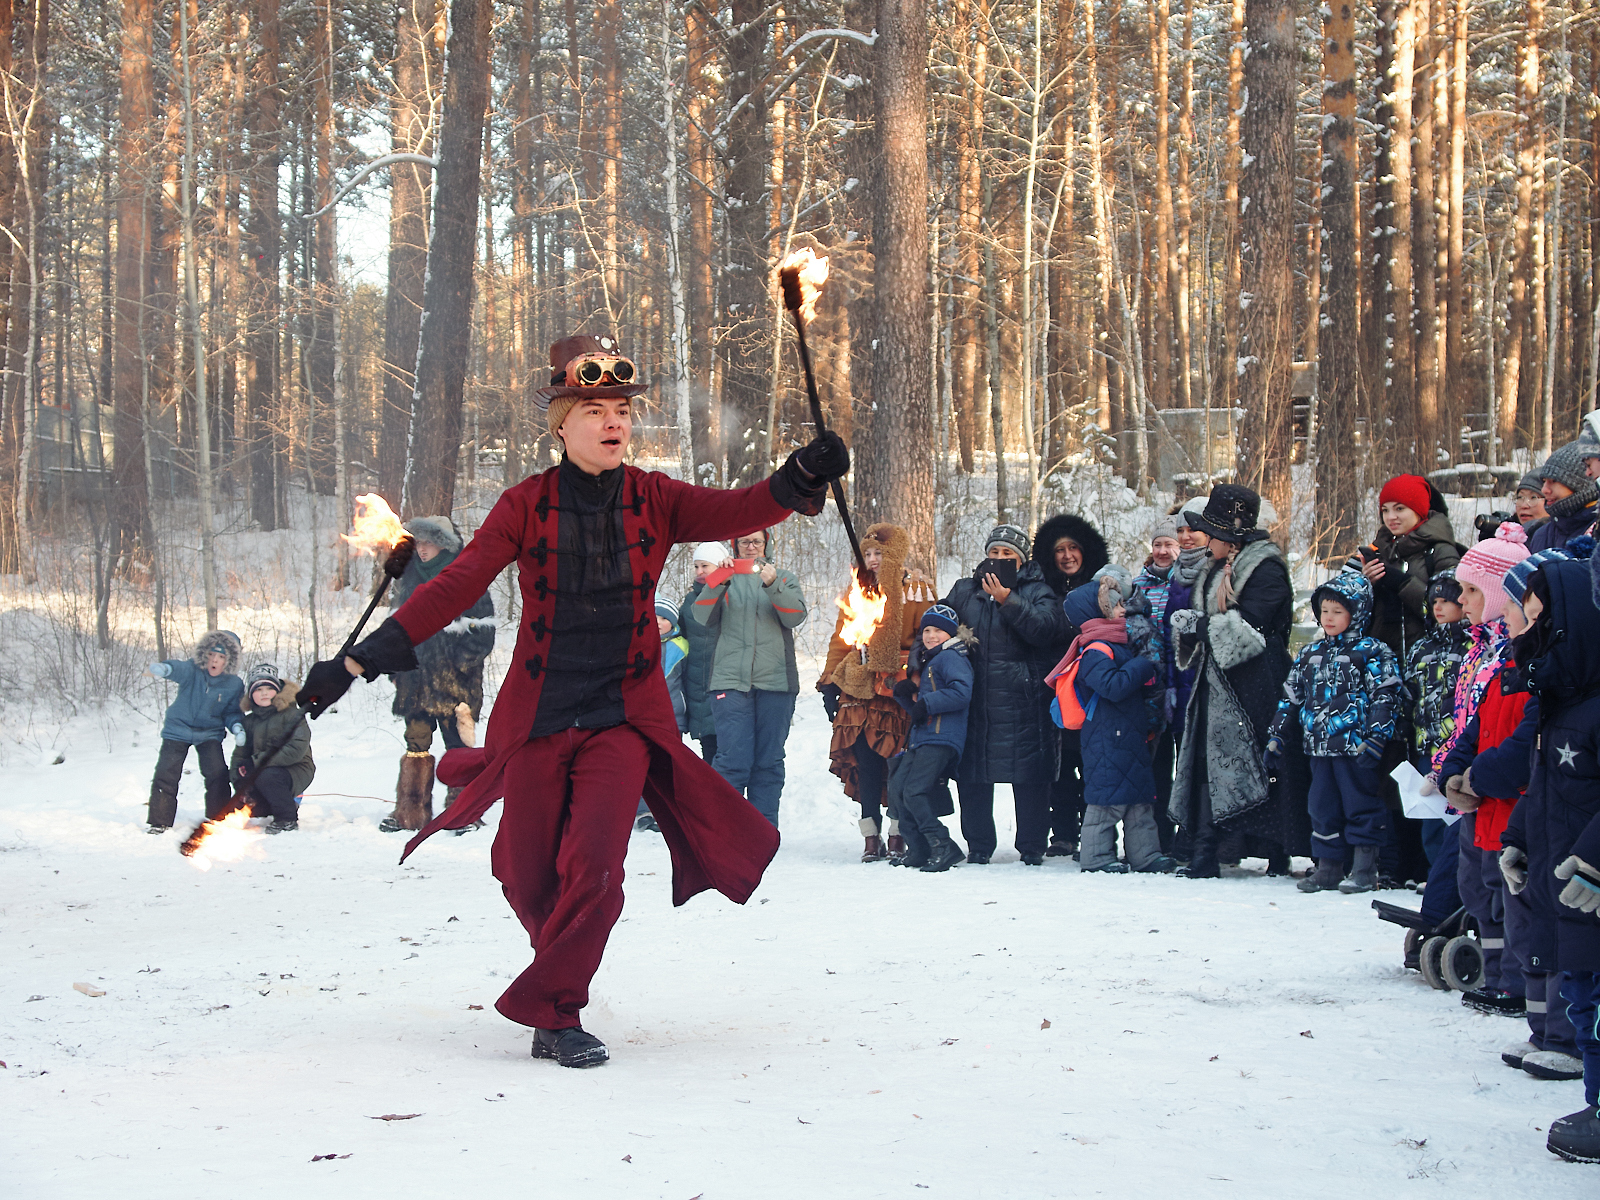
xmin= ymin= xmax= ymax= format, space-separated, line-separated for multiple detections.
xmin=394 ymin=464 xmax=791 ymax=904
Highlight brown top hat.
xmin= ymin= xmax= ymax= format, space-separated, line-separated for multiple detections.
xmin=533 ymin=334 xmax=648 ymax=410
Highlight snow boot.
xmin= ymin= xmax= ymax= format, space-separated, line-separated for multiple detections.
xmin=1462 ymin=987 xmax=1526 ymax=1017
xmin=1045 ymin=837 xmax=1076 ymax=858
xmin=531 ymin=1026 xmax=609 ymax=1069
xmin=920 ymin=830 xmax=965 ymax=873
xmin=266 ymin=819 xmax=298 ymax=834
xmin=387 ymin=751 xmax=435 ymax=832
xmin=1522 ymin=1050 xmax=1586 ymax=1081
xmin=1020 ymin=853 xmax=1045 ymax=866
xmin=900 ymin=836 xmax=932 ymax=870
xmin=860 ymin=818 xmax=888 ymax=862
xmin=634 ymin=812 xmax=661 ymax=833
xmin=966 ymin=852 xmax=991 ymax=865
xmin=1339 ymin=846 xmax=1380 ymax=894
xmin=1298 ymin=858 xmax=1345 ymax=893
xmin=1134 ymin=856 xmax=1177 ymax=874
xmin=1081 ymin=861 xmax=1129 ymax=874
xmin=886 ymin=834 xmax=908 ymax=865
xmin=1547 ymin=1105 xmax=1600 ymax=1164
xmin=453 ymin=820 xmax=486 ymax=836
xmin=1501 ymin=1040 xmax=1539 ymax=1069
xmin=146 ymin=824 xmax=170 ymax=835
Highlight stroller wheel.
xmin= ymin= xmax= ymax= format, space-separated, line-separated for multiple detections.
xmin=1403 ymin=927 xmax=1425 ymax=971
xmin=1418 ymin=935 xmax=1451 ymax=991
xmin=1441 ymin=934 xmax=1486 ymax=993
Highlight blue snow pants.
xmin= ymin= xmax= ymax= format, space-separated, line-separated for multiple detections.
xmin=1307 ymin=756 xmax=1387 ymax=859
xmin=1457 ymin=813 xmax=1522 ymax=995
xmin=1559 ymin=972 xmax=1600 ymax=1107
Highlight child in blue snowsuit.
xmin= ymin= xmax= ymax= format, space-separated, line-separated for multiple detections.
xmin=145 ymin=630 xmax=245 ymax=832
xmin=1050 ymin=576 xmax=1172 ymax=874
xmin=637 ymin=598 xmax=691 ymax=833
xmin=1503 ymin=556 xmax=1600 ymax=1163
xmin=1266 ymin=571 xmax=1401 ymax=894
xmin=888 ymin=604 xmax=973 ymax=873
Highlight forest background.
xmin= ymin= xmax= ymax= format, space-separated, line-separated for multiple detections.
xmin=0 ymin=0 xmax=1588 ymax=730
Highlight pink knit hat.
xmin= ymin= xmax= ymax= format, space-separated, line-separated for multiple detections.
xmin=1455 ymin=521 xmax=1530 ymax=623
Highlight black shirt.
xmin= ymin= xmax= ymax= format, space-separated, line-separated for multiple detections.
xmin=527 ymin=458 xmax=635 ymax=738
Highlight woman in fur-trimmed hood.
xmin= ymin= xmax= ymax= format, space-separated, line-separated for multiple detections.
xmin=1168 ymin=485 xmax=1296 ymax=877
xmin=818 ymin=522 xmax=938 ymax=861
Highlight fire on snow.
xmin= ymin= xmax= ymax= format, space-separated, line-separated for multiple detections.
xmin=342 ymin=494 xmax=407 ymax=557
xmin=181 ymin=808 xmax=266 ymax=872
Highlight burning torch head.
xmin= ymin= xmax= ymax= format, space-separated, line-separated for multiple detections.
xmin=777 ymin=247 xmax=830 ymax=324
xmin=383 ymin=534 xmax=417 ymax=579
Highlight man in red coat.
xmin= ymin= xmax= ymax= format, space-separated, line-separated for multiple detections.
xmin=301 ymin=335 xmax=848 ymax=1068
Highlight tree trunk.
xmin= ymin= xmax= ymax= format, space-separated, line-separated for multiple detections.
xmin=1320 ymin=0 xmax=1362 ymax=560
xmin=1385 ymin=0 xmax=1418 ymax=443
xmin=1499 ymin=0 xmax=1542 ymax=454
xmin=1447 ymin=0 xmax=1467 ymax=416
xmin=112 ymin=0 xmax=156 ymax=562
xmin=1221 ymin=0 xmax=1245 ymax=414
xmin=1236 ymin=0 xmax=1295 ymax=530
xmin=378 ymin=0 xmax=435 ymax=508
xmin=404 ymin=0 xmax=492 ymax=518
xmin=1149 ymin=0 xmax=1173 ymax=416
xmin=244 ymin=0 xmax=281 ymax=531
xmin=684 ymin=0 xmax=717 ymax=479
xmin=1414 ymin=0 xmax=1440 ymax=454
xmin=952 ymin=0 xmax=983 ymax=475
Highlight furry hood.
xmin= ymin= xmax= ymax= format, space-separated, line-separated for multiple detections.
xmin=1310 ymin=570 xmax=1375 ymax=639
xmin=1032 ymin=513 xmax=1110 ymax=595
xmin=191 ymin=629 xmax=242 ymax=674
xmin=241 ymin=679 xmax=300 ymax=715
xmin=404 ymin=515 xmax=463 ymax=554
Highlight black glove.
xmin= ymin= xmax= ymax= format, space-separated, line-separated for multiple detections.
xmin=911 ymin=698 xmax=929 ymax=725
xmin=820 ymin=683 xmax=842 ymax=721
xmin=891 ymin=678 xmax=917 ymax=705
xmin=1263 ymin=735 xmax=1285 ymax=772
xmin=769 ymin=453 xmax=828 ymax=516
xmin=346 ymin=616 xmax=420 ymax=679
xmin=796 ymin=430 xmax=850 ymax=481
xmin=300 ymin=657 xmax=357 ymax=718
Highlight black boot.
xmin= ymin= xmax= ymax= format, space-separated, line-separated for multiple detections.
xmin=532 ymin=1026 xmax=609 ymax=1068
xmin=1298 ymin=858 xmax=1344 ymax=893
xmin=1547 ymin=1104 xmax=1600 ymax=1164
xmin=920 ymin=829 xmax=965 ymax=873
xmin=1339 ymin=845 xmax=1380 ymax=893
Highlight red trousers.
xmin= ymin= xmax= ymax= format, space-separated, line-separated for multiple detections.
xmin=491 ymin=724 xmax=651 ymax=1029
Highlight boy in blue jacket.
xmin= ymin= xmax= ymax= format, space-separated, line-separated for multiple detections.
xmin=1503 ymin=557 xmax=1600 ymax=1163
xmin=1049 ymin=576 xmax=1173 ymax=874
xmin=888 ymin=605 xmax=973 ymax=873
xmin=1266 ymin=571 xmax=1401 ymax=894
xmin=145 ymin=630 xmax=245 ymax=832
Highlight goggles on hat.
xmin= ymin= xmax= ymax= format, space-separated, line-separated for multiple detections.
xmin=562 ymin=353 xmax=637 ymax=388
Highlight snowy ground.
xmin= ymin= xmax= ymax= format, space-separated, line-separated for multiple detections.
xmin=4 ymin=677 xmax=1590 ymax=1197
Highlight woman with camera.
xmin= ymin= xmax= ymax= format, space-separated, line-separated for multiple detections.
xmin=938 ymin=524 xmax=1070 ymax=864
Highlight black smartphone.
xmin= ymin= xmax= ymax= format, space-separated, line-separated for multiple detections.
xmin=975 ymin=557 xmax=1019 ymax=589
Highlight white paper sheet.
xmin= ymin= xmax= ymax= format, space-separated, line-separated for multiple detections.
xmin=1391 ymin=759 xmax=1461 ymax=825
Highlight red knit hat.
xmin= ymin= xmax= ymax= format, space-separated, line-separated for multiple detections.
xmin=1378 ymin=475 xmax=1432 ymax=521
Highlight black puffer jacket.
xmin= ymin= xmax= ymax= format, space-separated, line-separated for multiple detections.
xmin=1032 ymin=513 xmax=1111 ymax=648
xmin=388 ymin=546 xmax=496 ymax=720
xmin=940 ymin=560 xmax=1070 ymax=785
xmin=1347 ymin=482 xmax=1461 ymax=656
xmin=680 ymin=579 xmax=718 ymax=740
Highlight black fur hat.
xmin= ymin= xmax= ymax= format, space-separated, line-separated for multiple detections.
xmin=1189 ymin=484 xmax=1267 ymax=545
xmin=1031 ymin=513 xmax=1110 ymax=595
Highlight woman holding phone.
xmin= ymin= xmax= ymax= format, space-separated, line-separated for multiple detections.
xmin=938 ymin=524 xmax=1070 ymax=864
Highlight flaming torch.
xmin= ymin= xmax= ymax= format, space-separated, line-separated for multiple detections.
xmin=180 ymin=495 xmax=415 ymax=860
xmin=835 ymin=573 xmax=890 ymax=666
xmin=777 ymin=247 xmax=866 ymax=576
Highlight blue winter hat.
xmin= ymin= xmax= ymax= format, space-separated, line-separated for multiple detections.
xmin=1504 ymin=548 xmax=1571 ymax=606
xmin=1426 ymin=568 xmax=1462 ymax=606
xmin=1063 ymin=581 xmax=1104 ymax=629
xmin=1309 ymin=570 xmax=1374 ymax=637
xmin=655 ymin=597 xmax=680 ymax=628
xmin=920 ymin=604 xmax=960 ymax=637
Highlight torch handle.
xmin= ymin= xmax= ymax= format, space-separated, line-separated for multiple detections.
xmin=791 ymin=315 xmax=867 ymax=575
xmin=340 ymin=574 xmax=395 ymax=657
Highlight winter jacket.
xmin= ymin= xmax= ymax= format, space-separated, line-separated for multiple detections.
xmin=1404 ymin=618 xmax=1469 ymax=763
xmin=153 ymin=638 xmax=245 ymax=745
xmin=694 ymin=564 xmax=807 ymax=694
xmin=1526 ymin=501 xmax=1598 ymax=554
xmin=230 ymin=681 xmax=315 ymax=797
xmin=1161 ymin=546 xmax=1207 ymax=727
xmin=1437 ymin=670 xmax=1534 ymax=853
xmin=661 ymin=629 xmax=690 ymax=734
xmin=1134 ymin=563 xmax=1175 ymax=626
xmin=1270 ymin=572 xmax=1401 ymax=759
xmin=388 ymin=544 xmax=496 ymax=720
xmin=680 ymin=580 xmax=718 ymax=741
xmin=1506 ymin=559 xmax=1600 ymax=973
xmin=1169 ymin=537 xmax=1294 ymax=827
xmin=1056 ymin=585 xmax=1159 ymax=808
xmin=940 ymin=560 xmax=1071 ymax=785
xmin=1032 ymin=513 xmax=1110 ymax=645
xmin=1431 ymin=617 xmax=1510 ymax=776
xmin=1347 ymin=492 xmax=1462 ymax=657
xmin=896 ymin=629 xmax=975 ymax=756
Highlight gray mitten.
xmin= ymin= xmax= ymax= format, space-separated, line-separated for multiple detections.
xmin=1499 ymin=845 xmax=1528 ymax=895
xmin=1554 ymin=856 xmax=1600 ymax=914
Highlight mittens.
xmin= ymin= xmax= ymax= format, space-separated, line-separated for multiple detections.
xmin=1554 ymin=856 xmax=1600 ymax=914
xmin=1499 ymin=845 xmax=1528 ymax=895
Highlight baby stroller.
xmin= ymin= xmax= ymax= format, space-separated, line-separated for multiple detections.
xmin=1372 ymin=899 xmax=1484 ymax=992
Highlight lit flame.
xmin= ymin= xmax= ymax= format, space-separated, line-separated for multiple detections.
xmin=835 ymin=569 xmax=888 ymax=650
xmin=778 ymin=247 xmax=830 ymax=323
xmin=342 ymin=493 xmax=406 ymax=557
xmin=183 ymin=808 xmax=267 ymax=872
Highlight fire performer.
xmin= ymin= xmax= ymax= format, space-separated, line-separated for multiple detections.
xmin=300 ymin=334 xmax=848 ymax=1068
xmin=818 ymin=524 xmax=938 ymax=862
